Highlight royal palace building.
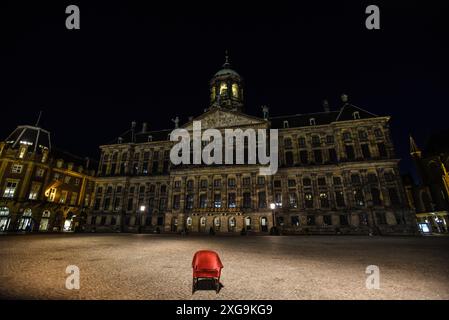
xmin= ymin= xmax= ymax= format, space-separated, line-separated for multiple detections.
xmin=0 ymin=123 xmax=96 ymax=233
xmin=86 ymin=57 xmax=416 ymax=235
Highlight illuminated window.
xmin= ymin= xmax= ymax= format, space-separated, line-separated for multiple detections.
xmin=28 ymin=183 xmax=41 ymax=200
xmin=11 ymin=164 xmax=23 ymax=174
xmin=200 ymin=216 xmax=206 ymax=226
xmin=48 ymin=188 xmax=57 ymax=202
xmin=19 ymin=146 xmax=27 ymax=159
xmin=219 ymin=82 xmax=228 ymax=95
xmin=232 ymin=83 xmax=239 ymax=98
xmin=3 ymin=180 xmax=18 ymax=198
xmin=186 ymin=217 xmax=192 ymax=226
xmin=70 ymin=192 xmax=78 ymax=206
xmin=60 ymin=191 xmax=68 ymax=204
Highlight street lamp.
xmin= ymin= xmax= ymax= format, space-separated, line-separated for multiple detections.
xmin=270 ymin=203 xmax=278 ymax=235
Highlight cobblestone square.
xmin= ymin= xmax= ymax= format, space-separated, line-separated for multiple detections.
xmin=1 ymin=234 xmax=448 ymax=300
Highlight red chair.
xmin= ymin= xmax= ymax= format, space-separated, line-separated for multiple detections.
xmin=192 ymin=250 xmax=223 ymax=294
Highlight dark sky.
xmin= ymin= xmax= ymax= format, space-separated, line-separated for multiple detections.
xmin=2 ymin=1 xmax=449 ymax=177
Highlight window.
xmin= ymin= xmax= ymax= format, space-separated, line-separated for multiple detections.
xmin=359 ymin=213 xmax=369 ymax=226
xmin=283 ymin=121 xmax=289 ymax=128
xmin=317 ymin=177 xmax=326 ymax=186
xmin=309 ymin=118 xmax=316 ymax=126
xmin=291 ymin=216 xmax=300 ymax=226
xmin=300 ymin=150 xmax=308 ymax=164
xmin=388 ymin=188 xmax=400 ymax=206
xmin=127 ymin=198 xmax=134 ymax=211
xmin=354 ymin=189 xmax=365 ymax=206
xmin=19 ymin=146 xmax=27 ymax=159
xmin=173 ymin=195 xmax=180 ymax=209
xmin=288 ymin=179 xmax=296 ymax=187
xmin=367 ymin=173 xmax=378 ymax=183
xmin=314 ymin=150 xmax=323 ymax=164
xmin=361 ymin=144 xmax=371 ymax=159
xmin=28 ymin=183 xmax=41 ymax=200
xmin=64 ymin=175 xmax=71 ymax=184
xmin=243 ymin=177 xmax=251 ymax=186
xmin=228 ymin=178 xmax=236 ymax=187
xmin=11 ymin=164 xmax=23 ymax=174
xmin=74 ymin=178 xmax=80 ymax=186
xmin=323 ymin=215 xmax=332 ymax=225
xmin=333 ymin=177 xmax=342 ymax=185
xmin=320 ymin=192 xmax=329 ymax=208
xmin=36 ymin=168 xmax=45 ymax=178
xmin=351 ymin=174 xmax=361 ymax=184
xmin=289 ymin=193 xmax=298 ymax=208
xmin=275 ymin=193 xmax=282 ymax=207
xmin=307 ymin=215 xmax=315 ymax=226
xmin=149 ymin=185 xmax=155 ymax=193
xmin=335 ymin=191 xmax=346 ymax=207
xmin=303 ymin=178 xmax=312 ymax=186
xmin=305 ymin=193 xmax=313 ymax=208
xmin=70 ymin=192 xmax=78 ymax=206
xmin=3 ymin=180 xmax=18 ymax=198
xmin=274 ymin=180 xmax=281 ymax=188
xmin=284 ymin=138 xmax=292 ymax=149
xmin=358 ymin=130 xmax=368 ymax=140
xmin=214 ymin=179 xmax=221 ymax=188
xmin=185 ymin=194 xmax=194 ymax=210
xmin=228 ymin=193 xmax=236 ymax=208
xmin=257 ymin=176 xmax=265 ymax=185
xmin=311 ymin=135 xmax=321 ymax=147
xmin=113 ymin=197 xmax=121 ymax=211
xmin=243 ymin=192 xmax=252 ymax=208
xmin=374 ymin=128 xmax=383 ymax=138
xmin=214 ymin=194 xmax=222 ymax=208
xmin=377 ymin=143 xmax=387 ymax=158
xmin=48 ymin=188 xmax=57 ymax=202
xmin=328 ymin=148 xmax=338 ymax=163
xmin=345 ymin=145 xmax=355 ymax=160
xmin=220 ymin=82 xmax=228 ymax=95
xmin=174 ymin=181 xmax=181 ymax=188
xmin=199 ymin=194 xmax=207 ymax=208
xmin=353 ymin=111 xmax=360 ymax=119
xmin=200 ymin=179 xmax=208 ymax=188
xmin=343 ymin=131 xmax=352 ymax=141
xmin=258 ymin=192 xmax=267 ymax=208
xmin=60 ymin=191 xmax=68 ymax=204
xmin=159 ymin=198 xmax=166 ymax=211
xmin=340 ymin=214 xmax=349 ymax=225
xmin=371 ymin=187 xmax=382 ymax=206
xmin=160 ymin=185 xmax=167 ymax=194
xmin=298 ymin=137 xmax=306 ymax=148
xmin=152 ymin=161 xmax=159 ymax=174
xmin=285 ymin=151 xmax=294 ymax=166
xmin=326 ymin=135 xmax=334 ymax=144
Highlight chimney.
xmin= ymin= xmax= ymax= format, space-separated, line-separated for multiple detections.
xmin=322 ymin=99 xmax=330 ymax=113
xmin=141 ymin=122 xmax=148 ymax=133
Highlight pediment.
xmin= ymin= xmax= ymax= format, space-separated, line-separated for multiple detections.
xmin=183 ymin=108 xmax=267 ymax=131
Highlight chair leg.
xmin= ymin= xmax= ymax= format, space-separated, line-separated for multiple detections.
xmin=192 ymin=278 xmax=196 ymax=294
xmin=216 ymin=279 xmax=219 ymax=293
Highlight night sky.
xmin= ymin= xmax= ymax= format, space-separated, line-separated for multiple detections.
xmin=2 ymin=1 xmax=448 ymax=178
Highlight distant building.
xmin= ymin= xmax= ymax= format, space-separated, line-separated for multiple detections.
xmin=86 ymin=56 xmax=416 ymax=235
xmin=0 ymin=123 xmax=96 ymax=232
xmin=404 ymin=133 xmax=449 ymax=233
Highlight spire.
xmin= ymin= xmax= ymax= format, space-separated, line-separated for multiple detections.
xmin=35 ymin=110 xmax=43 ymax=127
xmin=410 ymin=135 xmax=422 ymax=158
xmin=223 ymin=49 xmax=231 ymax=68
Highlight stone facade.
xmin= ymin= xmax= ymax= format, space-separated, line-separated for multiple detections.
xmin=85 ymin=59 xmax=416 ymax=235
xmin=0 ymin=125 xmax=96 ymax=233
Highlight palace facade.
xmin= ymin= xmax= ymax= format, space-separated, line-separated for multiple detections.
xmin=0 ymin=124 xmax=96 ymax=232
xmin=86 ymin=58 xmax=416 ymax=235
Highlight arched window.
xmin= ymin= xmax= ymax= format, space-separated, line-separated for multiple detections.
xmin=23 ymin=208 xmax=32 ymax=217
xmin=186 ymin=217 xmax=192 ymax=226
xmin=245 ymin=217 xmax=251 ymax=230
xmin=232 ymin=83 xmax=239 ymax=98
xmin=200 ymin=216 xmax=206 ymax=226
xmin=220 ymin=82 xmax=228 ymax=95
xmin=214 ymin=216 xmax=220 ymax=226
xmin=229 ymin=217 xmax=236 ymax=228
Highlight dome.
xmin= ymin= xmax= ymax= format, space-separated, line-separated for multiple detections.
xmin=4 ymin=125 xmax=51 ymax=153
xmin=214 ymin=67 xmax=240 ymax=77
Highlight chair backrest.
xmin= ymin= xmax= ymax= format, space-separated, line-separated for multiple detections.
xmin=192 ymin=250 xmax=223 ymax=270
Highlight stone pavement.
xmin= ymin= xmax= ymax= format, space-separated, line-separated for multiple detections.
xmin=0 ymin=234 xmax=448 ymax=299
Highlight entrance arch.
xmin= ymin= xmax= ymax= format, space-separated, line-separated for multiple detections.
xmin=18 ymin=208 xmax=33 ymax=231
xmin=245 ymin=216 xmax=252 ymax=230
xmin=228 ymin=216 xmax=236 ymax=232
xmin=0 ymin=207 xmax=10 ymax=232
xmin=63 ymin=212 xmax=76 ymax=232
xmin=260 ymin=216 xmax=268 ymax=232
xmin=199 ymin=216 xmax=206 ymax=232
xmin=213 ymin=216 xmax=221 ymax=231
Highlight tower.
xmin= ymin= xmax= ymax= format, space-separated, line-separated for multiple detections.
xmin=209 ymin=52 xmax=244 ymax=112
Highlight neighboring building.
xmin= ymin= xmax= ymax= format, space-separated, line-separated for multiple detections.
xmin=86 ymin=57 xmax=416 ymax=235
xmin=0 ymin=123 xmax=96 ymax=233
xmin=403 ymin=134 xmax=449 ymax=233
